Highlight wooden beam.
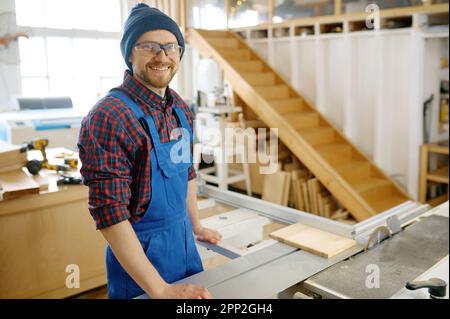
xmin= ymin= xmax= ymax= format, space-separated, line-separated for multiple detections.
xmin=230 ymin=3 xmax=449 ymax=31
xmin=334 ymin=0 xmax=342 ymax=16
xmin=269 ymin=0 xmax=275 ymax=23
xmin=225 ymin=0 xmax=230 ymax=30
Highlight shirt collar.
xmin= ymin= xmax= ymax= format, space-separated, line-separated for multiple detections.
xmin=121 ymin=70 xmax=173 ymax=110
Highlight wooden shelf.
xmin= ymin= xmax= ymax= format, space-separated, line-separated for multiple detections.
xmin=419 ymin=141 xmax=449 ymax=204
xmin=427 ymin=194 xmax=449 ymax=207
xmin=427 ymin=165 xmax=449 ymax=184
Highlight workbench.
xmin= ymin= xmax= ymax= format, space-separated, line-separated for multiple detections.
xmin=0 ymin=149 xmax=106 ymax=298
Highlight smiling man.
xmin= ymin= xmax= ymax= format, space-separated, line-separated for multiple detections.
xmin=77 ymin=4 xmax=221 ymax=299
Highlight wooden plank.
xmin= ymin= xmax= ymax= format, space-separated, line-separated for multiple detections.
xmin=427 ymin=165 xmax=449 ymax=184
xmin=256 ymin=85 xmax=290 ymax=100
xmin=301 ymin=181 xmax=310 ymax=213
xmin=242 ymin=72 xmax=276 ymax=86
xmin=0 ymin=170 xmax=40 ymax=200
xmin=269 ymin=223 xmax=357 ymax=259
xmin=262 ymin=171 xmax=291 ymax=205
xmin=270 ymin=98 xmax=304 ymax=114
xmin=230 ymin=61 xmax=264 ymax=73
xmin=0 ymin=143 xmax=27 ymax=174
xmin=286 ymin=112 xmax=320 ymax=130
xmin=298 ymin=126 xmax=336 ymax=146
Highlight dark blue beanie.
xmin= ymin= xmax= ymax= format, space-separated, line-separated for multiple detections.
xmin=120 ymin=3 xmax=185 ymax=71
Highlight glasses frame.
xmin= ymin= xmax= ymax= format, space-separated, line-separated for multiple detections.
xmin=134 ymin=41 xmax=184 ymax=58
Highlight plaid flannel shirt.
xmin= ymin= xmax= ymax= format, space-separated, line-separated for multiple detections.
xmin=78 ymin=70 xmax=196 ymax=229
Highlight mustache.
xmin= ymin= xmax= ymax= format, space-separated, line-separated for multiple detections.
xmin=146 ymin=62 xmax=174 ymax=69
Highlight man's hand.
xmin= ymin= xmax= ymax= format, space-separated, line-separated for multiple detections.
xmin=194 ymin=226 xmax=222 ymax=244
xmin=155 ymin=283 xmax=212 ymax=299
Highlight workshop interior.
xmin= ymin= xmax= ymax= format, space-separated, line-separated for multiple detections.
xmin=0 ymin=0 xmax=448 ymax=300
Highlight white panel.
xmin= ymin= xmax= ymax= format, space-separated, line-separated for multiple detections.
xmin=252 ymin=42 xmax=269 ymax=62
xmin=296 ymin=39 xmax=316 ymax=104
xmin=350 ymin=36 xmax=378 ymax=158
xmin=383 ymin=34 xmax=411 ymax=190
xmin=272 ymin=41 xmax=291 ymax=82
xmin=321 ymin=38 xmax=346 ymax=130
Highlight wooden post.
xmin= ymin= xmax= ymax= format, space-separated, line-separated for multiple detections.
xmin=225 ymin=0 xmax=230 ymax=30
xmin=269 ymin=0 xmax=275 ymax=23
xmin=179 ymin=0 xmax=186 ymax=33
xmin=334 ymin=0 xmax=342 ymax=16
xmin=419 ymin=144 xmax=428 ymax=203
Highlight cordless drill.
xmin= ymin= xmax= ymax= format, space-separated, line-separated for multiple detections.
xmin=20 ymin=138 xmax=77 ymax=175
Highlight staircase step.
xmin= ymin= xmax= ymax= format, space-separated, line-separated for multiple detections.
xmin=243 ymin=72 xmax=276 ymax=86
xmin=256 ymin=85 xmax=290 ymax=100
xmin=270 ymin=98 xmax=304 ymax=113
xmin=298 ymin=126 xmax=336 ymax=146
xmin=231 ymin=60 xmax=264 ymax=72
xmin=370 ymin=195 xmax=408 ymax=213
xmin=336 ymin=160 xmax=372 ymax=183
xmin=352 ymin=178 xmax=391 ymax=194
xmin=208 ymin=38 xmax=240 ymax=49
xmin=221 ymin=49 xmax=252 ymax=60
xmin=200 ymin=30 xmax=231 ymax=38
xmin=285 ymin=112 xmax=320 ymax=130
xmin=317 ymin=143 xmax=353 ymax=165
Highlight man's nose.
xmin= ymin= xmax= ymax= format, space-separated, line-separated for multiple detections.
xmin=154 ymin=49 xmax=169 ymax=60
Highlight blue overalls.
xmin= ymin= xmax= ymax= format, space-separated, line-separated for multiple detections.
xmin=105 ymin=90 xmax=203 ymax=299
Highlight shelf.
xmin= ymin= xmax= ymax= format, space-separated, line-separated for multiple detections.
xmin=427 ymin=165 xmax=449 ymax=184
xmin=427 ymin=194 xmax=449 ymax=207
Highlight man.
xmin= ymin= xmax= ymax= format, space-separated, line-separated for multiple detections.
xmin=78 ymin=4 xmax=222 ymax=299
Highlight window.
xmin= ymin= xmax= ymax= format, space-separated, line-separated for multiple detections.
xmin=187 ymin=0 xmax=227 ymax=30
xmin=16 ymin=0 xmax=125 ymax=115
xmin=229 ymin=0 xmax=270 ymax=28
xmin=274 ymin=0 xmax=334 ymax=21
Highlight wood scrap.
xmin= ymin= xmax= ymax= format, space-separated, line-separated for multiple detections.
xmin=262 ymin=171 xmax=291 ymax=206
xmin=301 ymin=182 xmax=310 ymax=212
xmin=0 ymin=143 xmax=27 ymax=174
xmin=270 ymin=223 xmax=357 ymax=258
xmin=0 ymin=170 xmax=40 ymax=200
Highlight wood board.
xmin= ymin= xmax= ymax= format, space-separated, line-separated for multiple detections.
xmin=0 ymin=143 xmax=27 ymax=174
xmin=0 ymin=170 xmax=40 ymax=200
xmin=262 ymin=171 xmax=291 ymax=205
xmin=269 ymin=223 xmax=357 ymax=258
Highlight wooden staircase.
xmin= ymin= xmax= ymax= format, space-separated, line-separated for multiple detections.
xmin=188 ymin=29 xmax=411 ymax=221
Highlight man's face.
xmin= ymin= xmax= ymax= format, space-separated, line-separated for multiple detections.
xmin=129 ymin=30 xmax=180 ymax=90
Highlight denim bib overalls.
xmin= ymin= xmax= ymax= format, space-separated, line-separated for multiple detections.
xmin=105 ymin=89 xmax=203 ymax=299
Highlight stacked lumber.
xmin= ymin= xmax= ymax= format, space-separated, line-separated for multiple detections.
xmin=0 ymin=142 xmax=40 ymax=200
xmin=0 ymin=143 xmax=27 ymax=174
xmin=260 ymin=154 xmax=356 ymax=224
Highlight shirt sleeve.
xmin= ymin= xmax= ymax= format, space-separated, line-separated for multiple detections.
xmin=78 ymin=106 xmax=136 ymax=229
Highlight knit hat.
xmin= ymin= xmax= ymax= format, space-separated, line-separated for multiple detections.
xmin=120 ymin=3 xmax=185 ymax=71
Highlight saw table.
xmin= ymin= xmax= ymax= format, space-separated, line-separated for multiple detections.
xmin=137 ymin=184 xmax=449 ymax=299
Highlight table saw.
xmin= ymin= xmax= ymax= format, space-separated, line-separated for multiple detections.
xmin=137 ymin=184 xmax=449 ymax=299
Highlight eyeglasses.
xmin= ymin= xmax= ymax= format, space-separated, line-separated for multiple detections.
xmin=134 ymin=41 xmax=184 ymax=58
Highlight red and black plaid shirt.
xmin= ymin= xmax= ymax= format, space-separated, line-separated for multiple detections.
xmin=78 ymin=71 xmax=196 ymax=229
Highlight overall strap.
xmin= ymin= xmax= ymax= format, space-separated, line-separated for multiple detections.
xmin=172 ymin=106 xmax=193 ymax=144
xmin=108 ymin=89 xmax=145 ymax=119
xmin=108 ymin=89 xmax=162 ymax=149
